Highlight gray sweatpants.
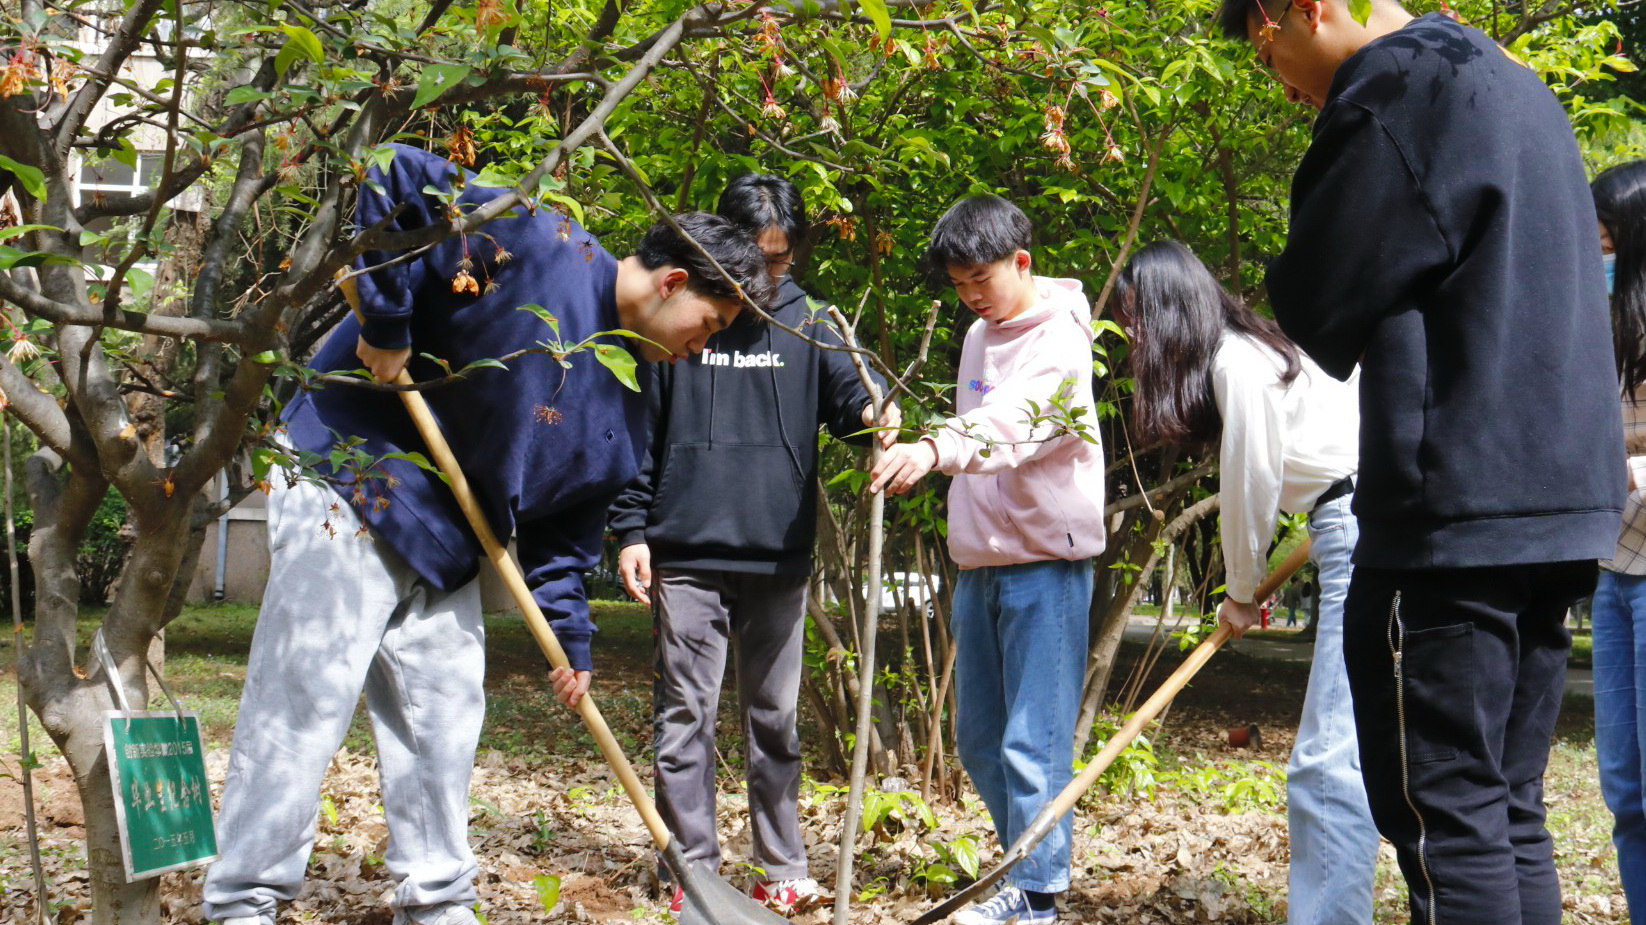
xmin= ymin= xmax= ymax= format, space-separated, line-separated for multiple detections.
xmin=653 ymin=569 xmax=809 ymax=879
xmin=202 ymin=475 xmax=485 ymax=921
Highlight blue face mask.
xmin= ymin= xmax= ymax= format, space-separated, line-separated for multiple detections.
xmin=1605 ymin=252 xmax=1618 ymax=295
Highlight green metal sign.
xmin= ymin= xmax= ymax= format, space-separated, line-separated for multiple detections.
xmin=103 ymin=711 xmax=218 ymax=880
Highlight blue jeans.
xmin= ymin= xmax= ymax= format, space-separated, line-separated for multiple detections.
xmin=1287 ymin=493 xmax=1379 ymax=924
xmin=952 ymin=558 xmax=1092 ymax=893
xmin=1593 ymin=568 xmax=1646 ymax=919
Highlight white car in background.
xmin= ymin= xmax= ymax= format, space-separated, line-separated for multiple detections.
xmin=877 ymin=571 xmax=943 ymax=615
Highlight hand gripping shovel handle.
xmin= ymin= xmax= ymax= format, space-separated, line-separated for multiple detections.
xmin=341 ymin=281 xmax=791 ymax=925
xmin=911 ymin=538 xmax=1314 ymax=925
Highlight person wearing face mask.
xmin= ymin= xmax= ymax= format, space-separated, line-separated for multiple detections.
xmin=1215 ymin=2 xmax=1624 ymax=923
xmin=1591 ymin=159 xmax=1646 ymax=922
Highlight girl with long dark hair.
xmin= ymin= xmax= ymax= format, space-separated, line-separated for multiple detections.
xmin=1590 ymin=159 xmax=1646 ymax=918
xmin=1113 ymin=241 xmax=1374 ymax=925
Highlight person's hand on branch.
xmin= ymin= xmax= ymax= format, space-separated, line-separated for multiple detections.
xmin=550 ymin=666 xmax=592 ymax=708
xmin=1218 ymin=598 xmax=1263 ymax=638
xmin=870 ymin=440 xmax=938 ymax=495
xmin=619 ymin=542 xmax=653 ymax=606
xmin=863 ymin=401 xmax=903 ymax=450
xmin=356 ymin=336 xmax=412 ymax=383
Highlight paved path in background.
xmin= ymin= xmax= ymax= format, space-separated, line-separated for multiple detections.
xmin=1121 ymin=612 xmax=1595 ymax=698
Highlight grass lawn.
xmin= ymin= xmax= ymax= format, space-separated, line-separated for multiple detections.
xmin=1 ymin=601 xmax=662 ymax=759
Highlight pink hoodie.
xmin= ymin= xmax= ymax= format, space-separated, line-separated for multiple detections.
xmin=924 ymin=276 xmax=1108 ymax=568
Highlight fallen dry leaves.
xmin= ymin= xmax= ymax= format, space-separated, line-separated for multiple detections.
xmin=1 ymin=647 xmax=1629 ymax=924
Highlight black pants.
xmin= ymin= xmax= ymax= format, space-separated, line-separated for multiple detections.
xmin=1343 ymin=561 xmax=1597 ymax=925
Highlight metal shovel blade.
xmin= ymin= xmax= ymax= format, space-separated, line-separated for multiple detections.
xmin=667 ymin=842 xmax=795 ymax=925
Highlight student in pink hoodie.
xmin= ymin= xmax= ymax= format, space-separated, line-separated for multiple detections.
xmin=871 ymin=194 xmax=1106 ymax=925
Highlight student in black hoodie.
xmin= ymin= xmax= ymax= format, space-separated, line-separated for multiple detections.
xmin=607 ymin=173 xmax=896 ymax=913
xmin=1217 ymin=2 xmax=1624 ymax=923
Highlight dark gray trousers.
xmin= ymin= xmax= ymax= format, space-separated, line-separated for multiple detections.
xmin=652 ymin=569 xmax=810 ymax=879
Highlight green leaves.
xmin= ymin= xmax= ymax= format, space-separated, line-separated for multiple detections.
xmin=382 ymin=451 xmax=449 ymax=486
xmin=0 ymin=245 xmax=79 ymax=270
xmin=250 ymin=446 xmax=288 ymax=482
xmin=274 ymin=24 xmax=323 ymax=76
xmin=0 ymin=154 xmax=47 ymax=203
xmin=532 ymin=874 xmax=562 ymax=914
xmin=858 ymin=0 xmax=892 ymax=41
xmin=517 ymin=304 xmax=561 ymax=338
xmin=224 ymin=85 xmax=274 ymax=105
xmin=592 ymin=343 xmax=640 ymax=392
xmin=412 ymin=64 xmax=473 ymax=109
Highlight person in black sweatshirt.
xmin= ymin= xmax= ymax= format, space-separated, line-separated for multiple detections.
xmin=608 ymin=173 xmax=895 ymax=913
xmin=202 ymin=145 xmax=773 ymax=925
xmin=1216 ymin=3 xmax=1625 ymax=923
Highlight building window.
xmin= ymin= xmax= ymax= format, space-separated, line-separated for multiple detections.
xmin=74 ymin=153 xmax=167 ymax=280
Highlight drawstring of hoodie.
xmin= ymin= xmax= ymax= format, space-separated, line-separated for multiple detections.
xmin=768 ymin=315 xmax=805 ymax=485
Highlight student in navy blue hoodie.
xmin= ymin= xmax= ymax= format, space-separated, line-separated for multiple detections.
xmin=202 ymin=144 xmax=772 ymax=925
xmin=607 ymin=173 xmax=895 ymax=913
xmin=1218 ymin=3 xmax=1625 ymax=923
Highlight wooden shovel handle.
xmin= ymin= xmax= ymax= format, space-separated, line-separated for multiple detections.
xmin=1050 ymin=535 xmax=1313 ymax=823
xmin=392 ymin=375 xmax=673 ymax=847
xmin=341 ymin=279 xmax=673 ymax=849
xmin=911 ymin=536 xmax=1316 ymax=925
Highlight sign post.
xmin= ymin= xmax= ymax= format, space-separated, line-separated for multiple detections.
xmin=103 ymin=710 xmax=217 ymax=881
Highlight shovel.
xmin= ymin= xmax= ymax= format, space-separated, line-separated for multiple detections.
xmin=341 ymin=280 xmax=790 ymax=925
xmin=912 ymin=538 xmax=1315 ymax=925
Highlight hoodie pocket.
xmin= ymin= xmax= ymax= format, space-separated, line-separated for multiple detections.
xmin=995 ymin=464 xmax=1074 ymax=552
xmin=652 ymin=442 xmax=808 ymax=556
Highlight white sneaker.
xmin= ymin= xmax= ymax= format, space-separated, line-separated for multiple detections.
xmin=750 ymin=876 xmax=826 ymax=911
xmin=953 ymin=886 xmax=1056 ymax=924
xmin=217 ymin=918 xmax=272 ymax=925
xmin=393 ymin=903 xmax=480 ymax=925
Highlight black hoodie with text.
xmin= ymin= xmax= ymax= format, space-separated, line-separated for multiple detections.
xmin=1267 ymin=13 xmax=1625 ymax=569
xmin=608 ymin=276 xmax=882 ymax=574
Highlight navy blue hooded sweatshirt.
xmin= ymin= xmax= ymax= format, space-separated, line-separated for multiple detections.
xmin=1266 ymin=13 xmax=1624 ymax=569
xmin=607 ymin=277 xmax=880 ymax=574
xmin=283 ymin=144 xmax=646 ymax=669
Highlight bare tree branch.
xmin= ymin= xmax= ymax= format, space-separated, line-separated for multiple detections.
xmin=52 ymin=0 xmax=169 ymax=155
xmin=187 ymin=130 xmax=268 ymax=324
xmin=0 ymin=356 xmax=73 ymax=454
xmin=173 ymin=351 xmax=275 ymax=500
xmin=17 ymin=448 xmax=106 ymax=698
xmin=1104 ymin=461 xmax=1215 ymax=516
xmin=73 ymin=58 xmax=280 ymax=226
xmin=1501 ymin=0 xmax=1571 ymax=43
xmin=557 ymin=0 xmax=624 ymax=74
xmin=0 ymin=271 xmax=247 ymax=341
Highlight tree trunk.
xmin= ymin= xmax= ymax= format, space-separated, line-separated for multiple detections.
xmin=22 ymin=446 xmax=201 ymax=925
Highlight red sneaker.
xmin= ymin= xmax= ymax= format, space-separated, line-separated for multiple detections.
xmin=666 ymin=885 xmax=683 ymax=914
xmin=750 ymin=877 xmax=825 ymax=912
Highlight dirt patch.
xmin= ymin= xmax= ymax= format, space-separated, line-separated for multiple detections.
xmin=0 ymin=756 xmax=83 ymax=832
